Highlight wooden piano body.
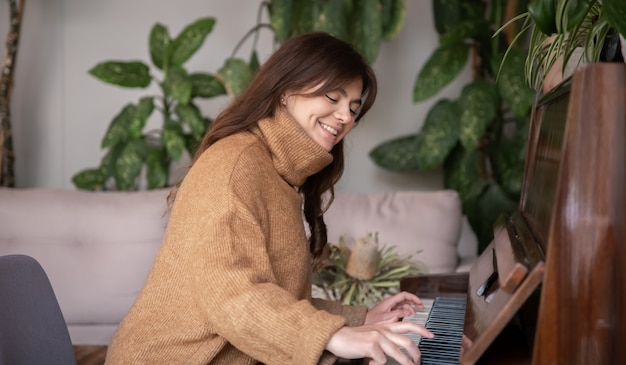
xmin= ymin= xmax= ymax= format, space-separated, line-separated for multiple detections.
xmin=401 ymin=63 xmax=626 ymax=365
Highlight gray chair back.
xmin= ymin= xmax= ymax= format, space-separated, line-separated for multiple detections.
xmin=0 ymin=254 xmax=77 ymax=365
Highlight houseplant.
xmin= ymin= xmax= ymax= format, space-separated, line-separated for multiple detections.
xmin=74 ymin=0 xmax=408 ymax=191
xmin=72 ymin=17 xmax=226 ymax=191
xmin=268 ymin=0 xmax=406 ymax=64
xmin=499 ymin=0 xmax=626 ymax=93
xmin=370 ymin=0 xmax=535 ymax=253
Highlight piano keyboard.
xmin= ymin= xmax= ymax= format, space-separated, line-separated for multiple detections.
xmin=387 ymin=296 xmax=466 ymax=365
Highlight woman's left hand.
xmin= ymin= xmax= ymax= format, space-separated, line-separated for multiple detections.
xmin=364 ymin=291 xmax=425 ymax=325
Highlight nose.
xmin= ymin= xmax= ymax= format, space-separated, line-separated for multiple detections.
xmin=334 ymin=105 xmax=352 ymax=124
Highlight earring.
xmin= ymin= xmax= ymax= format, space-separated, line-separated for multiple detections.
xmin=280 ymin=97 xmax=285 ymax=104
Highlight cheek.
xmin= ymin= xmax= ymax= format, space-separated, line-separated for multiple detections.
xmin=343 ymin=123 xmax=356 ymax=136
xmin=285 ymin=104 xmax=306 ymax=126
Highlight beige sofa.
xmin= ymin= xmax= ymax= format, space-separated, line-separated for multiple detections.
xmin=0 ymin=187 xmax=476 ymax=346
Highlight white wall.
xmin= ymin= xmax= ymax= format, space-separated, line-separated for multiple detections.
xmin=2 ymin=0 xmax=472 ymax=192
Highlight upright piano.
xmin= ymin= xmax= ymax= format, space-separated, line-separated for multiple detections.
xmin=399 ymin=63 xmax=626 ymax=365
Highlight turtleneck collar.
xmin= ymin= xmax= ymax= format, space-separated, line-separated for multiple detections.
xmin=253 ymin=107 xmax=333 ymax=187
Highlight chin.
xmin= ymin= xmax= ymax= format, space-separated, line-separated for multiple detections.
xmin=314 ymin=139 xmax=333 ymax=152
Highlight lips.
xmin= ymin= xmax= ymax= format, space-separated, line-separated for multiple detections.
xmin=320 ymin=121 xmax=338 ymax=136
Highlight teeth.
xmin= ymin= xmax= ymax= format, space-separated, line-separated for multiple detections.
xmin=321 ymin=123 xmax=338 ymax=136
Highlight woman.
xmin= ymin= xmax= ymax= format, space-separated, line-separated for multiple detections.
xmin=105 ymin=32 xmax=432 ymax=365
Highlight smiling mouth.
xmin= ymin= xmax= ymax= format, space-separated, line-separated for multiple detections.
xmin=320 ymin=122 xmax=338 ymax=136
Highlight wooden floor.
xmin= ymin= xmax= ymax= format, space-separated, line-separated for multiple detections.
xmin=73 ymin=345 xmax=107 ymax=365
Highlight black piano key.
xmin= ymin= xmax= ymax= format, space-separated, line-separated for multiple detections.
xmin=418 ymin=297 xmax=466 ymax=365
xmin=389 ymin=297 xmax=466 ymax=365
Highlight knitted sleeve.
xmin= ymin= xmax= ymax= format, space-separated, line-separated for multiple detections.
xmin=311 ymin=298 xmax=368 ymax=327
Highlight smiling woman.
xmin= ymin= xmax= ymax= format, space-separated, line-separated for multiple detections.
xmin=282 ymin=78 xmax=363 ymax=152
xmin=104 ymin=32 xmax=434 ymax=365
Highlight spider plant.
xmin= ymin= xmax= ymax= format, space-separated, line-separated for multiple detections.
xmin=499 ymin=0 xmax=625 ymax=92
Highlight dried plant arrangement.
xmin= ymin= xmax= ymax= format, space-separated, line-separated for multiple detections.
xmin=312 ymin=232 xmax=426 ymax=308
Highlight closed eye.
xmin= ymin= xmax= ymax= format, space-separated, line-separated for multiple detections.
xmin=326 ymin=94 xmax=358 ymax=117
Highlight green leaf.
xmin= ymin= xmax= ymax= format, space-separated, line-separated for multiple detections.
xmin=350 ymin=0 xmax=383 ymax=63
xmin=149 ymin=23 xmax=171 ymax=70
xmin=183 ymin=133 xmax=202 ymax=157
xmin=190 ymin=73 xmax=226 ymax=98
xmin=413 ymin=43 xmax=469 ymax=102
xmin=528 ymin=0 xmax=557 ymax=35
xmin=146 ymin=147 xmax=168 ymax=189
xmin=415 ymin=99 xmax=461 ymax=170
xmin=270 ymin=0 xmax=294 ymax=43
xmin=439 ymin=19 xmax=490 ymax=45
xmin=490 ymin=118 xmax=528 ymax=197
xmin=433 ymin=0 xmax=462 ymax=34
xmin=130 ymin=97 xmax=155 ymax=139
xmin=472 ymin=183 xmax=516 ymax=252
xmin=249 ymin=50 xmax=260 ymax=73
xmin=434 ymin=0 xmax=486 ymax=34
xmin=115 ymin=139 xmax=148 ymax=191
xmin=162 ymin=67 xmax=192 ymax=105
xmin=176 ymin=103 xmax=206 ymax=139
xmin=162 ymin=120 xmax=187 ymax=161
xmin=369 ymin=134 xmax=420 ymax=171
xmin=460 ymin=178 xmax=489 ymax=215
xmin=101 ymin=104 xmax=136 ymax=148
xmin=460 ymin=0 xmax=487 ymax=21
xmin=72 ymin=168 xmax=105 ymax=191
xmin=443 ymin=144 xmax=481 ymax=200
xmin=458 ymin=80 xmax=499 ymax=149
xmin=561 ymin=0 xmax=591 ymax=32
xmin=293 ymin=0 xmax=315 ymax=34
xmin=313 ymin=0 xmax=352 ymax=41
xmin=101 ymin=98 xmax=152 ymax=147
xmin=217 ymin=58 xmax=254 ymax=99
xmin=380 ymin=0 xmax=406 ymax=41
xmin=602 ymin=0 xmax=626 ymax=37
xmin=169 ymin=17 xmax=215 ymax=67
xmin=89 ymin=61 xmax=151 ymax=88
xmin=100 ymin=145 xmax=122 ymax=182
xmin=494 ymin=49 xmax=535 ymax=117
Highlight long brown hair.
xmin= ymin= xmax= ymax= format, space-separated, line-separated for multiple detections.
xmin=169 ymin=32 xmax=377 ymax=259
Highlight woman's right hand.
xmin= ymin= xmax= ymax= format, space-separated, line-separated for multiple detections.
xmin=325 ymin=322 xmax=433 ymax=365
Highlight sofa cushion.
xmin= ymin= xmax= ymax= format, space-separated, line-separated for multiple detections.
xmin=323 ymin=190 xmax=462 ymax=274
xmin=0 ymin=188 xmax=170 ymax=333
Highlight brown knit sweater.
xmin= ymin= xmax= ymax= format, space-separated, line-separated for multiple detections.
xmin=104 ymin=108 xmax=367 ymax=365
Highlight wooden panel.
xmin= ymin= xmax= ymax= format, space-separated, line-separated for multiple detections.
xmin=460 ymin=242 xmax=544 ymax=365
xmin=400 ymin=272 xmax=468 ymax=299
xmin=532 ymin=63 xmax=626 ymax=365
xmin=493 ymin=216 xmax=528 ymax=293
xmin=520 ymin=83 xmax=570 ymax=250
